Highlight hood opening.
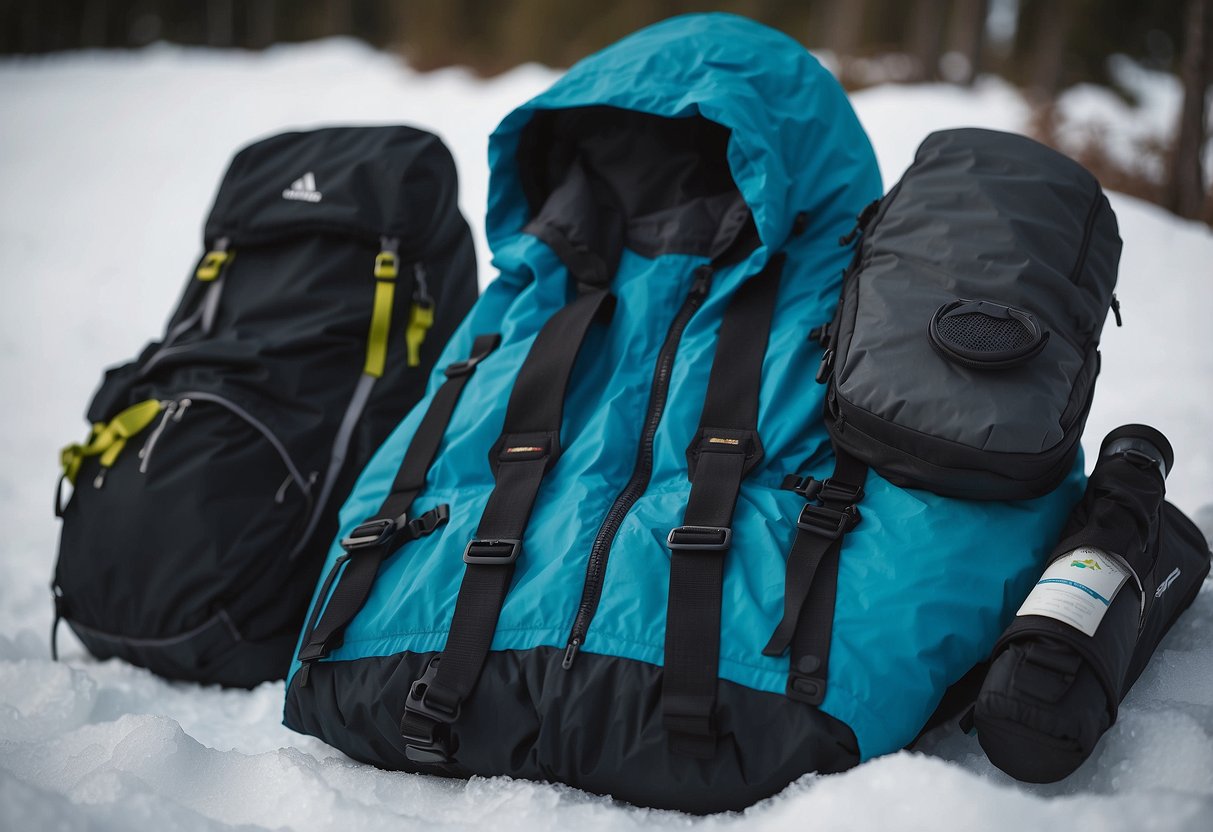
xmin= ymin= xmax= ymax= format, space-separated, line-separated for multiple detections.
xmin=517 ymin=106 xmax=757 ymax=286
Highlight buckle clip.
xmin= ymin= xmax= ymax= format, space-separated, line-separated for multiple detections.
xmin=341 ymin=517 xmax=399 ymax=552
xmin=666 ymin=525 xmax=733 ymax=552
xmin=195 ymin=249 xmax=232 ymax=281
xmin=796 ymin=503 xmax=861 ymax=540
xmin=374 ymin=250 xmax=398 ymax=279
xmin=817 ymin=478 xmax=864 ymax=505
xmin=815 ymin=349 xmax=835 ymax=384
xmin=463 ymin=538 xmax=522 ymax=565
xmin=781 ymin=474 xmax=822 ymax=500
xmin=445 ymin=353 xmax=488 ymax=378
xmin=401 ymin=657 xmax=458 ymax=764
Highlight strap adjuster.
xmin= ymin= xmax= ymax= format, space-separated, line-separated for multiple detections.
xmin=666 ymin=525 xmax=733 ymax=551
xmin=341 ymin=518 xmax=399 ymax=552
xmin=445 ymin=354 xmax=485 ymax=378
xmin=781 ymin=474 xmax=822 ymax=499
xmin=463 ymin=538 xmax=522 ymax=565
xmin=818 ymin=478 xmax=864 ymax=505
xmin=401 ymin=657 xmax=457 ymax=764
xmin=341 ymin=504 xmax=451 ymax=554
xmin=797 ymin=503 xmax=861 ymax=540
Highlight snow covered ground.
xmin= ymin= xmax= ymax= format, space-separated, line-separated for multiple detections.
xmin=1 ymin=38 xmax=1210 ymax=831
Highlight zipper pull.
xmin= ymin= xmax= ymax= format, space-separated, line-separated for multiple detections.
xmin=815 ymin=349 xmax=835 ymax=384
xmin=138 ymin=401 xmax=178 ymax=473
xmin=1110 ymin=294 xmax=1123 ymax=327
xmin=808 ymin=322 xmax=832 ymax=349
xmin=690 ymin=264 xmax=714 ymax=297
xmin=561 ymin=638 xmax=581 ymax=670
xmin=839 ymin=199 xmax=881 ymax=246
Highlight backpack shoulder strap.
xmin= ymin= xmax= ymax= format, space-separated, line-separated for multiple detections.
xmin=764 ymin=445 xmax=866 ymax=706
xmin=662 ymin=254 xmax=784 ymax=758
xmin=401 ymin=286 xmax=614 ymax=764
xmin=295 ymin=333 xmax=502 ymax=679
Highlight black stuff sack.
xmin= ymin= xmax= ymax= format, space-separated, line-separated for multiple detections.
xmin=973 ymin=425 xmax=1211 ymax=782
xmin=52 ymin=126 xmax=479 ymax=686
xmin=817 ymin=128 xmax=1122 ymax=500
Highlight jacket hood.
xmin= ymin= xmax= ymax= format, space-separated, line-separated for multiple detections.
xmin=485 ymin=13 xmax=880 ymax=270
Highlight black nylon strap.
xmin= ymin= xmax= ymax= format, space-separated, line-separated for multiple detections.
xmin=403 ymin=288 xmax=612 ymax=761
xmin=662 ymin=256 xmax=783 ymax=757
xmin=767 ymin=446 xmax=867 ymax=707
xmin=295 ymin=334 xmax=501 ymax=669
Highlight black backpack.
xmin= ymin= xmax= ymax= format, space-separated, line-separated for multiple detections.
xmin=818 ymin=128 xmax=1122 ymax=500
xmin=52 ymin=126 xmax=478 ymax=687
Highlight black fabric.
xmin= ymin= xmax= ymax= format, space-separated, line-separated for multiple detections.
xmin=297 ymin=335 xmax=501 ymax=669
xmin=285 ymin=647 xmax=860 ymax=814
xmin=403 ymin=288 xmax=613 ymax=757
xmin=53 ymin=126 xmax=478 ymax=686
xmin=822 ymin=128 xmax=1121 ymax=500
xmin=518 ymin=107 xmax=755 ymax=261
xmin=662 ymin=257 xmax=782 ymax=755
xmin=974 ymin=429 xmax=1212 ymax=782
xmin=765 ymin=449 xmax=867 ymax=708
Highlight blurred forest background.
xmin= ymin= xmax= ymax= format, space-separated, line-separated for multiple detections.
xmin=2 ymin=0 xmax=1210 ymax=223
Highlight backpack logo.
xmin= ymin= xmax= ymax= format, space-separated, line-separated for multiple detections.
xmin=1070 ymin=558 xmax=1101 ymax=570
xmin=1155 ymin=567 xmax=1181 ymax=598
xmin=283 ymin=172 xmax=322 ymax=203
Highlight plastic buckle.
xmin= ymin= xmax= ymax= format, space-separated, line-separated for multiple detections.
xmin=195 ymin=249 xmax=231 ymax=282
xmin=666 ymin=525 xmax=733 ymax=552
xmin=796 ymin=504 xmax=860 ymax=540
xmin=401 ymin=658 xmax=458 ymax=764
xmin=412 ymin=504 xmax=450 ymax=536
xmin=374 ymin=250 xmax=398 ymax=279
xmin=817 ymin=478 xmax=864 ymax=505
xmin=340 ymin=517 xmax=399 ymax=552
xmin=787 ymin=673 xmax=826 ymax=705
xmin=463 ymin=538 xmax=522 ymax=565
xmin=444 ymin=354 xmax=486 ymax=378
xmin=781 ymin=474 xmax=822 ymax=500
xmin=814 ymin=349 xmax=835 ymax=384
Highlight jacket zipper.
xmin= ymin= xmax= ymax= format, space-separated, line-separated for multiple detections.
xmin=562 ymin=264 xmax=715 ymax=670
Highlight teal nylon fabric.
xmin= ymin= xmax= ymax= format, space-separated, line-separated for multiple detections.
xmin=288 ymin=13 xmax=1084 ymax=760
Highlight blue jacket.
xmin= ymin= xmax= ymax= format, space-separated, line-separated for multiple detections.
xmin=289 ymin=11 xmax=1082 ymax=765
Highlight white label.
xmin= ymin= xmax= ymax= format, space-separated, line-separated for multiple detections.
xmin=1016 ymin=546 xmax=1131 ymax=637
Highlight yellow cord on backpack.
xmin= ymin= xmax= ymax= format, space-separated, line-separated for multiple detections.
xmin=364 ymin=246 xmax=398 ymax=378
xmin=406 ymin=301 xmax=434 ymax=367
xmin=60 ymin=399 xmax=164 ymax=484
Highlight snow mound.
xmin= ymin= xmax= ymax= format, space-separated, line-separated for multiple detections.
xmin=1 ymin=39 xmax=1211 ymax=831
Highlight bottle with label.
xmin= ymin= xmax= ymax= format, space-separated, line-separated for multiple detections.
xmin=972 ymin=425 xmax=1211 ymax=783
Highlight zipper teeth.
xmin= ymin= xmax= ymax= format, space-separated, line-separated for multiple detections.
xmin=138 ymin=401 xmax=178 ymax=473
xmin=1067 ymin=191 xmax=1102 ymax=284
xmin=177 ymin=390 xmax=311 ymax=500
xmin=565 ymin=268 xmax=712 ymax=652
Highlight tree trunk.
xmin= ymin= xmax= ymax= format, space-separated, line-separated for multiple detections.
xmin=1027 ymin=0 xmax=1078 ymax=100
xmin=948 ymin=0 xmax=989 ymax=85
xmin=907 ymin=0 xmax=948 ymax=82
xmin=1165 ymin=0 xmax=1213 ymax=219
xmin=207 ymin=0 xmax=233 ymax=48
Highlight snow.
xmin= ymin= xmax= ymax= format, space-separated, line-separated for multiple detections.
xmin=2 ymin=38 xmax=1211 ymax=831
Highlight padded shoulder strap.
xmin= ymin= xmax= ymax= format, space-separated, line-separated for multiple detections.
xmin=662 ymin=255 xmax=783 ymax=757
xmin=295 ymin=333 xmax=502 ymax=678
xmin=401 ymin=287 xmax=614 ymax=764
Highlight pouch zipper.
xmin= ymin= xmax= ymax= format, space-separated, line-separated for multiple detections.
xmin=138 ymin=390 xmax=311 ymax=510
xmin=562 ymin=264 xmax=715 ymax=670
xmin=1067 ymin=191 xmax=1102 ymax=285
